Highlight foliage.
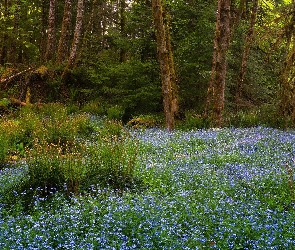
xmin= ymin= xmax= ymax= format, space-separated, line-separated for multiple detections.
xmin=177 ymin=111 xmax=210 ymax=130
xmin=225 ymin=104 xmax=287 ymax=128
xmin=0 ymin=130 xmax=9 ymax=164
xmin=107 ymin=105 xmax=125 ymax=121
xmin=127 ymin=114 xmax=163 ymax=129
xmin=0 ymin=111 xmax=140 ymax=212
xmin=81 ymin=100 xmax=105 ymax=115
xmin=86 ymin=128 xmax=139 ymax=191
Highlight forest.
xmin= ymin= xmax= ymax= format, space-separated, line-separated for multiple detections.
xmin=1 ymin=1 xmax=295 ymax=248
xmin=1 ymin=0 xmax=295 ymax=129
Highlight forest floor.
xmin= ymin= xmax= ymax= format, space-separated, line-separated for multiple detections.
xmin=1 ymin=125 xmax=295 ymax=249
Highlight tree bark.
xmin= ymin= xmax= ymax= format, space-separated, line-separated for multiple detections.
xmin=152 ymin=0 xmax=178 ymax=131
xmin=40 ymin=0 xmax=48 ymax=63
xmin=0 ymin=0 xmax=9 ymax=65
xmin=208 ymin=0 xmax=231 ymax=127
xmin=56 ymin=0 xmax=73 ymax=65
xmin=278 ymin=0 xmax=295 ymax=125
xmin=7 ymin=0 xmax=21 ymax=64
xmin=119 ymin=0 xmax=127 ymax=63
xmin=45 ymin=0 xmax=57 ymax=62
xmin=66 ymin=0 xmax=85 ymax=70
xmin=235 ymin=0 xmax=258 ymax=109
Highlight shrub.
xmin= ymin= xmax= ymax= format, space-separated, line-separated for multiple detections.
xmin=178 ymin=111 xmax=210 ymax=130
xmin=107 ymin=105 xmax=125 ymax=121
xmin=26 ymin=140 xmax=87 ymax=196
xmin=19 ymin=104 xmax=94 ymax=147
xmin=0 ymin=131 xmax=9 ymax=163
xmin=226 ymin=110 xmax=260 ymax=128
xmin=81 ymin=100 xmax=105 ymax=115
xmin=127 ymin=114 xmax=163 ymax=129
xmin=86 ymin=132 xmax=139 ymax=191
xmin=0 ymin=119 xmax=28 ymax=160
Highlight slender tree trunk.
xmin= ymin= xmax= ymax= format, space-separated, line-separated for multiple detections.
xmin=40 ymin=0 xmax=48 ymax=63
xmin=209 ymin=0 xmax=231 ymax=127
xmin=152 ymin=0 xmax=178 ymax=131
xmin=0 ymin=0 xmax=9 ymax=65
xmin=119 ymin=0 xmax=127 ymax=63
xmin=163 ymin=10 xmax=179 ymax=117
xmin=8 ymin=0 xmax=21 ymax=64
xmin=45 ymin=0 xmax=57 ymax=62
xmin=235 ymin=0 xmax=258 ymax=109
xmin=56 ymin=0 xmax=73 ymax=65
xmin=204 ymin=8 xmax=219 ymax=119
xmin=66 ymin=0 xmax=84 ymax=70
xmin=279 ymin=0 xmax=295 ymax=125
xmin=82 ymin=0 xmax=97 ymax=50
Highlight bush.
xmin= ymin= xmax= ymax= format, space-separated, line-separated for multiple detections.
xmin=127 ymin=114 xmax=163 ymax=128
xmin=16 ymin=119 xmax=138 ymax=201
xmin=178 ymin=111 xmax=210 ymax=130
xmin=0 ymin=131 xmax=9 ymax=163
xmin=107 ymin=105 xmax=125 ymax=121
xmin=26 ymin=140 xmax=87 ymax=196
xmin=225 ymin=110 xmax=259 ymax=128
xmin=86 ymin=134 xmax=138 ymax=191
xmin=81 ymin=100 xmax=105 ymax=115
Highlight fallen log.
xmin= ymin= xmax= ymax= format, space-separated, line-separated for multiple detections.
xmin=9 ymin=97 xmax=26 ymax=106
xmin=0 ymin=67 xmax=33 ymax=88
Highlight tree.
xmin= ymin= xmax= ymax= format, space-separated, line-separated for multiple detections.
xmin=206 ymin=0 xmax=231 ymax=127
xmin=45 ymin=0 xmax=57 ymax=62
xmin=56 ymin=0 xmax=73 ymax=65
xmin=152 ymin=0 xmax=178 ymax=131
xmin=277 ymin=0 xmax=295 ymax=124
xmin=65 ymin=0 xmax=85 ymax=70
xmin=40 ymin=0 xmax=48 ymax=62
xmin=120 ymin=0 xmax=127 ymax=63
xmin=235 ymin=0 xmax=259 ymax=109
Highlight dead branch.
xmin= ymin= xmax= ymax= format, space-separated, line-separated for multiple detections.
xmin=0 ymin=67 xmax=33 ymax=88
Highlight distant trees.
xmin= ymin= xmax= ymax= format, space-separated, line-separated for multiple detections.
xmin=1 ymin=0 xmax=295 ymax=128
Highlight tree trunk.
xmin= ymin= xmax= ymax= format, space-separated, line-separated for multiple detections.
xmin=279 ymin=0 xmax=295 ymax=125
xmin=151 ymin=0 xmax=178 ymax=131
xmin=56 ymin=0 xmax=73 ymax=65
xmin=66 ymin=0 xmax=84 ymax=70
xmin=235 ymin=0 xmax=258 ymax=109
xmin=7 ymin=0 xmax=21 ymax=64
xmin=45 ymin=0 xmax=57 ymax=62
xmin=119 ymin=0 xmax=127 ymax=63
xmin=40 ymin=0 xmax=48 ymax=63
xmin=0 ymin=0 xmax=9 ymax=65
xmin=208 ymin=0 xmax=231 ymax=127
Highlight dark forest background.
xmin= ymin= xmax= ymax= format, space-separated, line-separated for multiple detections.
xmin=0 ymin=0 xmax=294 ymax=128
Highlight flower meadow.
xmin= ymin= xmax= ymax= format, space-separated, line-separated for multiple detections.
xmin=1 ymin=126 xmax=295 ymax=249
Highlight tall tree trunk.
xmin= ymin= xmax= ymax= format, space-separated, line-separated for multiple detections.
xmin=8 ymin=0 xmax=21 ymax=64
xmin=151 ymin=0 xmax=178 ymax=131
xmin=40 ymin=0 xmax=48 ymax=63
xmin=235 ymin=0 xmax=258 ymax=109
xmin=209 ymin=0 xmax=231 ymax=127
xmin=66 ymin=0 xmax=84 ymax=70
xmin=0 ymin=0 xmax=9 ymax=65
xmin=279 ymin=0 xmax=295 ymax=125
xmin=119 ymin=0 xmax=127 ymax=63
xmin=163 ymin=10 xmax=179 ymax=117
xmin=45 ymin=0 xmax=57 ymax=62
xmin=56 ymin=0 xmax=73 ymax=65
